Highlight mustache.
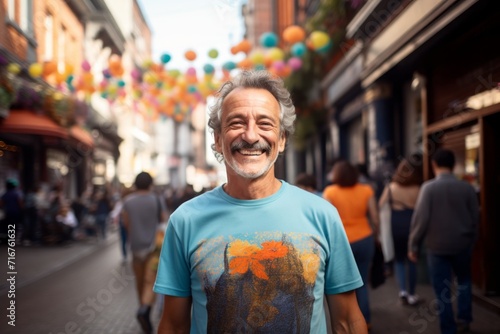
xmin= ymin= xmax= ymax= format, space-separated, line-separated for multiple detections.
xmin=231 ymin=141 xmax=271 ymax=154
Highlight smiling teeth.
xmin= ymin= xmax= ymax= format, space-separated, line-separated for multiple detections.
xmin=239 ymin=149 xmax=262 ymax=155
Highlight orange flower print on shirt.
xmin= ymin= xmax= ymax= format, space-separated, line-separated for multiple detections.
xmin=256 ymin=240 xmax=289 ymax=260
xmin=300 ymin=252 xmax=320 ymax=284
xmin=228 ymin=240 xmax=289 ymax=280
xmin=228 ymin=240 xmax=268 ymax=279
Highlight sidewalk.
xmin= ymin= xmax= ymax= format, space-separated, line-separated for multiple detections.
xmin=0 ymin=228 xmax=120 ymax=295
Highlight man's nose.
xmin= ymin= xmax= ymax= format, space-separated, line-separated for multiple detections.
xmin=241 ymin=123 xmax=260 ymax=144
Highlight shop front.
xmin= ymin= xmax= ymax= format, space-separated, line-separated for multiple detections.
xmin=0 ymin=109 xmax=94 ymax=199
xmin=424 ymin=5 xmax=500 ymax=298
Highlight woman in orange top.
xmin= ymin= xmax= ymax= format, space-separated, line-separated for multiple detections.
xmin=323 ymin=160 xmax=379 ymax=327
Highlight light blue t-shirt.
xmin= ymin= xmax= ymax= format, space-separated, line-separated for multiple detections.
xmin=154 ymin=181 xmax=362 ymax=333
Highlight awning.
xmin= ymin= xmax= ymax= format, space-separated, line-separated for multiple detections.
xmin=69 ymin=125 xmax=94 ymax=148
xmin=0 ymin=110 xmax=68 ymax=139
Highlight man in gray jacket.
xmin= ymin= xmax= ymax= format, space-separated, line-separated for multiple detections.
xmin=408 ymin=148 xmax=479 ymax=334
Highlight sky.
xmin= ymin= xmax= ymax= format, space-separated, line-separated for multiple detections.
xmin=138 ymin=0 xmax=247 ymax=75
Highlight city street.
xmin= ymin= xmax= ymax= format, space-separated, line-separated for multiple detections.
xmin=1 ymin=232 xmax=499 ymax=334
xmin=0 ymin=234 xmax=162 ymax=334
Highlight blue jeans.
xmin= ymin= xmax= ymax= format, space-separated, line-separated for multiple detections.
xmin=95 ymin=214 xmax=108 ymax=239
xmin=350 ymin=234 xmax=375 ymax=324
xmin=394 ymin=259 xmax=417 ymax=295
xmin=427 ymin=247 xmax=473 ymax=334
xmin=119 ymin=219 xmax=128 ymax=259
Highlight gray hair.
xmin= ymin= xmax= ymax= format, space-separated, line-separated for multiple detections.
xmin=208 ymin=70 xmax=296 ymax=162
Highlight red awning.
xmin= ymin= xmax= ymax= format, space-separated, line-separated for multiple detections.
xmin=69 ymin=125 xmax=94 ymax=148
xmin=0 ymin=110 xmax=68 ymax=139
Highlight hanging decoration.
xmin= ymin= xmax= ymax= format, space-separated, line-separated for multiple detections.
xmin=0 ymin=24 xmax=332 ymax=124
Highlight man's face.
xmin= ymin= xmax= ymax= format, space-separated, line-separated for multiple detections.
xmin=215 ymin=87 xmax=286 ymax=179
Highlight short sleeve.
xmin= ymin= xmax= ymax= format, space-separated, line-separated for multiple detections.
xmin=324 ymin=207 xmax=363 ymax=295
xmin=153 ymin=219 xmax=192 ymax=297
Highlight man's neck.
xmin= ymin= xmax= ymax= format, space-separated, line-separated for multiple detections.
xmin=434 ymin=167 xmax=452 ymax=176
xmin=223 ymin=176 xmax=282 ymax=200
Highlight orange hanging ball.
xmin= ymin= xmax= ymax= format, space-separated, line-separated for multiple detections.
xmin=238 ymin=39 xmax=252 ymax=54
xmin=185 ymin=50 xmax=197 ymax=61
xmin=282 ymin=25 xmax=306 ymax=44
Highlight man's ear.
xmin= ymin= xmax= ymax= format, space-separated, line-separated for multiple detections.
xmin=278 ymin=133 xmax=286 ymax=153
xmin=214 ymin=132 xmax=222 ymax=154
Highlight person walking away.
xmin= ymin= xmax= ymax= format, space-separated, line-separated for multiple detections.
xmin=378 ymin=157 xmax=423 ymax=306
xmin=22 ymin=185 xmax=39 ymax=245
xmin=154 ymin=71 xmax=367 ymax=333
xmin=408 ymin=148 xmax=479 ymax=334
xmin=122 ymin=172 xmax=167 ymax=334
xmin=90 ymin=189 xmax=112 ymax=240
xmin=295 ymin=172 xmax=322 ymax=196
xmin=323 ymin=160 xmax=379 ymax=329
xmin=110 ymin=187 xmax=134 ymax=263
xmin=0 ymin=179 xmax=24 ymax=243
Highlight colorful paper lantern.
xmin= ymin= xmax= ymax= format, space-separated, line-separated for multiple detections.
xmin=259 ymin=32 xmax=278 ymax=48
xmin=184 ymin=50 xmax=197 ymax=61
xmin=186 ymin=67 xmax=197 ymax=77
xmin=203 ymin=64 xmax=215 ymax=74
xmin=249 ymin=50 xmax=265 ymax=65
xmin=266 ymin=47 xmax=285 ymax=61
xmin=287 ymin=57 xmax=303 ymax=70
xmin=282 ymin=25 xmax=306 ymax=44
xmin=291 ymin=42 xmax=307 ymax=57
xmin=309 ymin=31 xmax=330 ymax=50
xmin=160 ymin=53 xmax=171 ymax=64
xmin=43 ymin=62 xmax=57 ymax=76
xmin=231 ymin=39 xmax=252 ymax=55
xmin=28 ymin=63 xmax=43 ymax=78
xmin=81 ymin=60 xmax=91 ymax=72
xmin=208 ymin=49 xmax=219 ymax=59
xmin=222 ymin=61 xmax=237 ymax=71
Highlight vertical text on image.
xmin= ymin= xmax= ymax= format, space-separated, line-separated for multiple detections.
xmin=6 ymin=223 xmax=17 ymax=326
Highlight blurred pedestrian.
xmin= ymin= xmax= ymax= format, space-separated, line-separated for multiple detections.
xmin=55 ymin=200 xmax=78 ymax=242
xmin=154 ymin=71 xmax=366 ymax=333
xmin=110 ymin=186 xmax=134 ymax=263
xmin=356 ymin=163 xmax=378 ymax=194
xmin=378 ymin=156 xmax=423 ymax=306
xmin=122 ymin=172 xmax=167 ymax=334
xmin=323 ymin=160 xmax=379 ymax=328
xmin=22 ymin=185 xmax=39 ymax=245
xmin=409 ymin=149 xmax=479 ymax=334
xmin=90 ymin=188 xmax=112 ymax=240
xmin=0 ymin=179 xmax=24 ymax=243
xmin=295 ymin=172 xmax=322 ymax=196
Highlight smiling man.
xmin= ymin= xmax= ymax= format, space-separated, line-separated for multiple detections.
xmin=154 ymin=70 xmax=367 ymax=334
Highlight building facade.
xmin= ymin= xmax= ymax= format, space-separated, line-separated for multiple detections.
xmin=319 ymin=0 xmax=499 ymax=302
xmin=0 ymin=0 xmax=92 ymax=198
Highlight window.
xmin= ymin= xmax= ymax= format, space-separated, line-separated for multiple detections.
xmin=7 ymin=0 xmax=16 ymax=21
xmin=20 ymin=0 xmax=29 ymax=32
xmin=58 ymin=26 xmax=66 ymax=72
xmin=44 ymin=14 xmax=53 ymax=61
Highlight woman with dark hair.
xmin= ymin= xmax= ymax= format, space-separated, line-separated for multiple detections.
xmin=378 ymin=155 xmax=423 ymax=306
xmin=323 ymin=160 xmax=379 ymax=328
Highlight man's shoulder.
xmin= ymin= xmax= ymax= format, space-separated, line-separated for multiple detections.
xmin=174 ymin=188 xmax=219 ymax=210
xmin=123 ymin=192 xmax=152 ymax=204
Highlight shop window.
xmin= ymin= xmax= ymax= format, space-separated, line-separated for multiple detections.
xmin=465 ymin=131 xmax=480 ymax=191
xmin=46 ymin=149 xmax=68 ymax=185
xmin=44 ymin=14 xmax=54 ymax=61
